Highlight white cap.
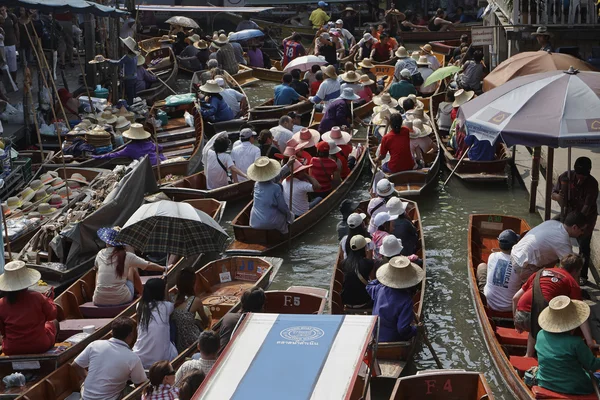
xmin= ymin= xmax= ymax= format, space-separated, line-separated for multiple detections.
xmin=336 ymin=19 xmax=343 ymax=25
xmin=387 ymin=197 xmax=409 ymax=217
xmin=320 ymin=32 xmax=331 ymax=41
xmin=376 ymin=179 xmax=396 ymax=197
xmin=379 ymin=235 xmax=404 ymax=257
xmin=350 ymin=235 xmax=372 ymax=251
xmin=347 ymin=212 xmax=367 ymax=228
xmin=215 ymin=77 xmax=226 ymax=87
xmin=363 ymin=33 xmax=373 ymax=41
xmin=240 ymin=128 xmax=257 ymax=139
xmin=400 ymin=69 xmax=411 ymax=79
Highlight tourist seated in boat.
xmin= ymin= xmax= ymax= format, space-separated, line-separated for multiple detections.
xmin=287 ymin=111 xmax=303 ymax=133
xmin=282 ymin=160 xmax=322 ymax=218
xmin=342 ymin=235 xmax=375 ymax=308
xmin=375 ymin=113 xmax=416 ymax=174
xmin=387 ymin=197 xmax=418 ymax=256
xmin=338 ymin=199 xmax=360 ymax=240
xmin=170 ymin=267 xmax=211 ymax=353
xmin=179 ymin=34 xmax=201 ymax=58
xmin=436 ymin=90 xmax=456 ymax=134
xmin=258 ymin=130 xmax=281 ymax=158
xmin=415 ymin=56 xmax=436 ymax=95
xmin=276 ymin=139 xmax=313 ymax=168
xmin=219 ymin=287 xmax=266 ymax=349
xmin=212 ymin=33 xmax=239 ymax=76
xmin=56 ymin=88 xmax=82 ymax=126
xmin=289 ymin=69 xmax=310 ymax=98
xmin=310 ymin=141 xmax=342 ymax=199
xmin=358 ymin=74 xmax=375 ymax=103
xmin=463 ymin=134 xmax=496 ymax=162
xmin=474 ymin=229 xmax=520 ymax=311
xmin=194 ymin=40 xmax=210 ymax=70
xmin=512 ymin=254 xmax=593 ymax=358
xmin=93 ymin=123 xmax=166 ymax=166
xmin=457 ymin=51 xmax=486 ymax=93
xmin=274 ymin=73 xmax=307 ymax=106
xmin=367 ymin=255 xmax=425 ymax=342
xmin=394 ymin=47 xmax=418 ymax=83
xmin=248 ymin=157 xmax=294 ymax=234
xmin=93 ymin=226 xmax=166 ymax=306
xmin=511 ymin=211 xmax=587 ymax=282
xmin=372 ymin=212 xmax=396 ymax=262
xmin=428 ymin=8 xmax=459 ymax=31
xmin=419 ymin=44 xmax=441 ymax=71
xmin=323 ymin=126 xmax=354 ymax=172
xmin=72 ymin=317 xmax=147 ymax=400
xmin=231 ymin=128 xmax=261 ymax=182
xmin=247 ymin=44 xmax=264 ymax=68
xmin=199 ymin=80 xmax=235 ymax=123
xmin=368 ymin=179 xmax=396 ymax=234
xmin=408 ymin=119 xmax=434 ymax=167
xmin=310 ymin=65 xmax=341 ymax=107
xmin=341 ymin=212 xmax=374 ymax=259
xmin=311 ymin=70 xmax=324 ymax=96
xmin=292 ymin=127 xmax=320 ymax=158
xmin=282 ymin=33 xmax=306 ymax=68
xmin=351 ymin=33 xmax=377 ymax=61
xmin=304 ymin=64 xmax=321 ymax=86
xmin=390 ymin=69 xmax=417 ymax=101
xmin=340 ymin=70 xmax=362 ymax=98
xmin=0 ymin=261 xmax=58 ymax=355
xmin=215 ymin=76 xmax=246 ymax=118
xmin=451 ymin=88 xmax=475 ymax=121
xmin=143 ymin=361 xmax=179 ymax=399
xmin=326 ymin=140 xmax=352 ymax=179
xmin=175 ymin=330 xmax=219 ymax=385
xmin=335 ymin=19 xmax=356 ymax=49
xmin=199 ymin=59 xmax=220 ymax=85
xmin=135 ymin=54 xmax=158 ymax=92
xmin=204 ymin=134 xmax=248 ymax=189
xmin=178 ymin=372 xmax=206 ymax=400
xmin=318 ymin=88 xmax=359 ymax=133
xmin=370 ymin=32 xmax=393 ymax=63
xmin=133 ymin=278 xmax=178 ymax=368
xmin=379 ymin=234 xmax=405 ymax=264
xmin=270 ymin=116 xmax=295 ymax=152
xmin=534 ymin=295 xmax=600 ymax=396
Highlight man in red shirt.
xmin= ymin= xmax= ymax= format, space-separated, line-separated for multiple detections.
xmin=310 ymin=141 xmax=341 ymax=198
xmin=370 ymin=33 xmax=393 ymax=62
xmin=374 ymin=113 xmax=415 ymax=173
xmin=512 ymin=254 xmax=594 ymax=357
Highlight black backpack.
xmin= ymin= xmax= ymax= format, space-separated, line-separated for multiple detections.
xmin=411 ymin=71 xmax=424 ymax=87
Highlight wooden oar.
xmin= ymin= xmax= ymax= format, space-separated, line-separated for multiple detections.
xmin=442 ymin=145 xmax=472 ymax=187
xmin=414 ymin=311 xmax=443 ymax=369
xmin=287 ymin=161 xmax=294 ymax=248
xmin=148 ymin=69 xmax=178 ymax=96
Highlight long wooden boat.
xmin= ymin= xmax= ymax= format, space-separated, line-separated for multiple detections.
xmin=431 ymin=97 xmax=510 ymax=182
xmin=226 ymin=137 xmax=367 ymax=255
xmin=429 ymin=39 xmax=462 ymax=56
xmin=138 ymin=36 xmax=162 ymax=55
xmin=249 ymin=99 xmax=314 ymax=121
xmin=158 ymin=173 xmax=255 ymax=202
xmin=329 ymin=198 xmax=425 ymax=381
xmin=189 ymin=65 xmax=260 ymax=90
xmin=139 ymin=47 xmax=178 ymax=105
xmin=3 ymin=255 xmax=198 ymax=399
xmin=249 ymin=61 xmax=285 ymax=82
xmin=390 ymin=370 xmax=494 ymax=399
xmin=398 ymin=27 xmax=474 ymax=43
xmin=468 ymin=214 xmax=536 ymax=400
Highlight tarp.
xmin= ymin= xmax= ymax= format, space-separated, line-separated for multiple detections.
xmin=134 ymin=5 xmax=274 ymax=13
xmin=52 ymin=157 xmax=158 ymax=269
xmin=6 ymin=0 xmax=128 ymax=17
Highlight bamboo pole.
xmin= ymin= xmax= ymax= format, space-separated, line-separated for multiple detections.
xmin=150 ymin=105 xmax=162 ymax=182
xmin=529 ymin=146 xmax=542 ymax=213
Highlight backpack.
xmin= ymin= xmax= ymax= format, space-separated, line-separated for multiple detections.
xmin=411 ymin=71 xmax=424 ymax=87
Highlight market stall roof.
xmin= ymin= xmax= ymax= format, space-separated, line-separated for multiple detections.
xmin=6 ymin=0 xmax=128 ymax=16
xmin=134 ymin=5 xmax=275 ymax=12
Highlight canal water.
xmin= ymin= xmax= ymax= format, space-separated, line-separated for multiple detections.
xmin=185 ymin=76 xmax=543 ymax=398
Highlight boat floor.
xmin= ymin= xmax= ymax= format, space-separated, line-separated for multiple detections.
xmin=198 ymin=280 xmax=257 ymax=324
xmin=379 ymin=360 xmax=407 ymax=379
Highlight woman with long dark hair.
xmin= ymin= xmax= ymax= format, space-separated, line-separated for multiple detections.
xmin=341 ymin=235 xmax=375 ymax=307
xmin=133 ymin=278 xmax=178 ymax=368
xmin=93 ymin=227 xmax=166 ymax=306
xmin=170 ymin=267 xmax=211 ymax=352
xmin=142 ymin=360 xmax=179 ymax=400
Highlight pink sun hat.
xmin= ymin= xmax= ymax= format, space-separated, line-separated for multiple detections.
xmin=321 ymin=126 xmax=352 ymax=145
xmin=291 ymin=128 xmax=320 ymax=149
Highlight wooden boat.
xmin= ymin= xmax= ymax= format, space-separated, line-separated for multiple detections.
xmin=138 ymin=47 xmax=178 ymax=106
xmin=249 ymin=60 xmax=285 ymax=82
xmin=468 ymin=214 xmax=537 ymax=399
xmin=1 ymin=255 xmax=198 ymax=398
xmin=226 ymin=137 xmax=367 ymax=255
xmin=138 ymin=36 xmax=162 ymax=55
xmin=192 ymin=313 xmax=377 ymax=399
xmin=264 ymin=286 xmax=328 ymax=314
xmin=249 ymin=99 xmax=314 ymax=121
xmin=156 ymin=172 xmax=255 ymax=202
xmin=398 ymin=27 xmax=473 ymax=43
xmin=431 ymin=97 xmax=510 ymax=182
xmin=429 ymin=39 xmax=462 ymax=56
xmin=329 ymin=199 xmax=425 ymax=380
xmin=190 ymin=65 xmax=260 ymax=89
xmin=390 ymin=370 xmax=494 ymax=399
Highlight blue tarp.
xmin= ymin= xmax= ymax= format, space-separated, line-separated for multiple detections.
xmin=7 ymin=0 xmax=128 ymax=17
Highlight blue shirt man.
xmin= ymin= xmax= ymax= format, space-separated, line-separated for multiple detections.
xmin=274 ymin=73 xmax=306 ymax=106
xmin=464 ymin=135 xmax=496 ymax=161
xmin=366 ymin=280 xmax=416 ymax=342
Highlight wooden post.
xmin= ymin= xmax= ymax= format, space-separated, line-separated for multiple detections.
xmin=529 ymin=147 xmax=541 ymax=213
xmin=2 ymin=208 xmax=12 ymax=262
xmin=544 ymin=147 xmax=554 ymax=220
xmin=108 ymin=16 xmax=119 ymax=103
xmin=84 ymin=14 xmax=97 ymax=88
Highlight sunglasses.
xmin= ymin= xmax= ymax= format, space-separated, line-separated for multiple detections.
xmin=166 ymin=370 xmax=176 ymax=376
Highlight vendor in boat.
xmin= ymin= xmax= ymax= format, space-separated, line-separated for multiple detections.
xmin=389 ymin=69 xmax=417 ymax=100
xmin=93 ymin=226 xmax=167 ymax=307
xmin=534 ymin=296 xmax=600 ymax=396
xmin=387 ymin=197 xmax=418 ymax=256
xmin=179 ymin=34 xmax=201 ymax=58
xmin=248 ymin=157 xmax=294 ymax=234
xmin=274 ymin=73 xmax=307 ymax=106
xmin=428 ymin=8 xmax=459 ymax=32
xmin=318 ymin=88 xmax=359 ymax=134
xmin=342 ymin=235 xmax=375 ymax=308
xmin=203 ymin=134 xmax=248 ymax=189
xmin=0 ymin=261 xmax=58 ymax=355
xmin=135 ymin=54 xmax=158 ymax=93
xmin=282 ymin=33 xmax=306 ymax=69
xmin=56 ymin=88 xmax=82 ymax=126
xmin=512 ymin=254 xmax=593 ymax=358
xmin=219 ymin=288 xmax=265 ymax=349
xmin=367 ymin=255 xmax=425 ymax=342
xmin=310 ymin=141 xmax=341 ymax=199
xmin=93 ymin=123 xmax=166 ymax=166
xmin=310 ymin=65 xmax=341 ymax=108
xmin=282 ymin=160 xmax=322 ymax=218
xmin=172 ymin=32 xmax=187 ymax=56
xmin=199 ymin=80 xmax=234 ymax=123
xmin=370 ymin=32 xmax=393 ymax=63
xmin=105 ymin=37 xmax=142 ymax=106
xmin=374 ymin=113 xmax=416 ymax=174
xmin=464 ymin=134 xmax=496 ymax=162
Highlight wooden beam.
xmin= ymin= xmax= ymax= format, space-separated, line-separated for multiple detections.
xmin=529 ymin=147 xmax=541 ymax=213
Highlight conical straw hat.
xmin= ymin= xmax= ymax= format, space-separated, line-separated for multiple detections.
xmin=376 ymin=256 xmax=425 ymax=289
xmin=538 ymin=295 xmax=590 ymax=333
xmin=0 ymin=261 xmax=41 ymax=292
xmin=247 ymin=157 xmax=282 ymax=182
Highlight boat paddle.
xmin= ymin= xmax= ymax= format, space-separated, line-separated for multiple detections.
xmin=414 ymin=311 xmax=444 ymax=369
xmin=148 ymin=69 xmax=178 ymax=96
xmin=287 ymin=161 xmax=294 ymax=249
xmin=442 ymin=145 xmax=472 ymax=187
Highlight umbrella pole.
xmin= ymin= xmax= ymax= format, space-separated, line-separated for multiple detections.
xmin=529 ymin=147 xmax=542 ymax=213
xmin=288 ymin=162 xmax=294 ymax=249
xmin=544 ymin=147 xmax=554 ymax=220
xmin=566 ymin=147 xmax=572 ymax=219
xmin=443 ymin=145 xmax=472 ymax=187
xmin=2 ymin=208 xmax=12 ymax=262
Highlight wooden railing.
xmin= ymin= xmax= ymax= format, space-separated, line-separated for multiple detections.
xmin=495 ymin=0 xmax=598 ymax=25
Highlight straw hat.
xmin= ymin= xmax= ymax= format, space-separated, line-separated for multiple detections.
xmin=387 ymin=197 xmax=409 ymax=217
xmin=158 ymin=35 xmax=173 ymax=43
xmin=350 ymin=235 xmax=371 ymax=251
xmin=99 ymin=111 xmax=117 ymax=125
xmin=6 ymin=197 xmax=22 ymax=210
xmin=49 ymin=194 xmax=67 ymax=208
xmin=0 ymin=261 xmax=41 ymax=292
xmin=120 ymin=36 xmax=140 ymax=54
xmin=289 ymin=160 xmax=312 ymax=176
xmin=377 ymin=256 xmax=425 ymax=289
xmin=58 ymin=187 xmax=77 ymax=199
xmin=538 ymin=295 xmax=589 ymax=333
xmin=19 ymin=187 xmax=36 ymax=203
xmin=343 ymin=6 xmax=356 ymax=13
xmin=347 ymin=212 xmax=367 ymax=228
xmin=405 ymin=107 xmax=432 ymax=125
xmin=286 ymin=137 xmax=309 ymax=151
xmin=395 ymin=46 xmax=409 ymax=58
xmin=376 ymin=178 xmax=396 ymax=197
xmin=420 ymin=44 xmax=434 ymax=55
xmin=292 ymin=128 xmax=320 ymax=149
xmin=358 ymin=59 xmax=375 ymax=69
xmin=321 ymin=65 xmax=338 ymax=79
xmin=327 ymin=140 xmax=341 ymax=155
xmin=408 ymin=126 xmax=423 ymax=139
xmin=38 ymin=203 xmax=58 ymax=216
xmin=97 ymin=226 xmax=124 ymax=247
xmin=30 ymin=179 xmax=49 ymax=191
xmin=247 ymin=157 xmax=282 ymax=182
xmin=373 ymin=93 xmax=399 ymax=107
xmin=322 ymin=126 xmax=351 ymax=145
xmin=116 ymin=106 xmax=135 ymax=122
xmin=531 ymin=25 xmax=553 ymax=37
xmin=49 ymin=178 xmax=67 ymax=191
xmin=452 ymin=89 xmax=475 ymax=108
xmin=69 ymin=181 xmax=82 ymax=190
xmin=194 ymin=40 xmax=209 ymax=50
xmin=136 ymin=54 xmax=146 ymax=67
xmin=340 ymin=71 xmax=361 ymax=83
xmin=411 ymin=51 xmax=420 ymax=61
xmin=75 ymin=120 xmax=93 ymax=130
xmin=114 ymin=116 xmax=131 ymax=130
xmin=199 ymin=80 xmax=223 ymax=94
xmin=185 ymin=34 xmax=201 ymax=44
xmin=123 ymin=123 xmax=151 ymax=140
xmin=416 ymin=55 xmax=430 ymax=66
xmin=33 ymin=189 xmax=50 ymax=203
xmin=399 ymin=94 xmax=425 ymax=110
xmin=380 ymin=235 xmax=404 ymax=258
xmin=213 ymin=33 xmax=229 ymax=45
xmin=88 ymin=55 xmax=108 ymax=64
xmin=411 ymin=119 xmax=432 ymax=136
xmin=359 ymin=74 xmax=374 ymax=86
xmin=372 ymin=105 xmax=399 ymax=126
xmin=338 ymin=88 xmax=360 ymax=101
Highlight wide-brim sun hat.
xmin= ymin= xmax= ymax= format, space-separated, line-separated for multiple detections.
xmin=452 ymin=89 xmax=475 ymax=108
xmin=38 ymin=203 xmax=58 ymax=216
xmin=379 ymin=235 xmax=404 ymax=258
xmin=408 ymin=126 xmax=424 ymax=139
xmin=247 ymin=156 xmax=282 ymax=182
xmin=115 ymin=116 xmax=131 ymax=130
xmin=123 ymin=123 xmax=151 ymax=140
xmin=405 ymin=107 xmax=432 ymax=125
xmin=213 ymin=33 xmax=229 ymax=44
xmin=199 ymin=80 xmax=224 ymax=94
xmin=359 ymin=75 xmax=375 ymax=86
xmin=322 ymin=126 xmax=351 ymax=145
xmin=0 ymin=261 xmax=41 ymax=292
xmin=19 ymin=187 xmax=36 ymax=203
xmin=120 ymin=36 xmax=140 ymax=54
xmin=49 ymin=194 xmax=67 ymax=208
xmin=538 ymin=295 xmax=589 ymax=333
xmin=97 ymin=226 xmax=124 ymax=247
xmin=292 ymin=128 xmax=320 ymax=149
xmin=290 ymin=160 xmax=312 ymax=176
xmin=186 ymin=34 xmax=201 ymax=44
xmin=373 ymin=93 xmax=399 ymax=107
xmin=340 ymin=71 xmax=360 ymax=83
xmin=358 ymin=59 xmax=375 ymax=69
xmin=416 ymin=55 xmax=430 ymax=66
xmin=338 ymin=88 xmax=360 ymax=101
xmin=194 ymin=40 xmax=209 ymax=50
xmin=99 ymin=111 xmax=117 ymax=124
xmin=420 ymin=44 xmax=433 ymax=54
xmin=376 ymin=178 xmax=396 ymax=197
xmin=321 ymin=65 xmax=338 ymax=79
xmin=371 ymin=105 xmax=400 ymax=126
xmin=531 ymin=26 xmax=553 ymax=37
xmin=376 ymin=256 xmax=425 ymax=289
xmin=411 ymin=118 xmax=432 ymax=136
xmin=6 ymin=196 xmax=22 ymax=210
xmin=387 ymin=197 xmax=409 ymax=217
xmin=399 ymin=94 xmax=424 ymax=110
xmin=395 ymin=46 xmax=409 ymax=58
xmin=136 ymin=54 xmax=146 ymax=66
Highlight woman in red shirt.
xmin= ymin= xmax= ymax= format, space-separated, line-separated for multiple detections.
xmin=322 ymin=126 xmax=353 ymax=178
xmin=310 ymin=141 xmax=341 ymax=198
xmin=374 ymin=113 xmax=415 ymax=173
xmin=0 ymin=261 xmax=58 ymax=355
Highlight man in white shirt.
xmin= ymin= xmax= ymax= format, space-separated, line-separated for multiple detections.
xmin=288 ymin=111 xmax=303 ymax=133
xmin=72 ymin=317 xmax=147 ymax=400
xmin=415 ymin=56 xmax=436 ymax=95
xmin=282 ymin=161 xmax=322 ymax=217
xmin=335 ymin=19 xmax=356 ymax=49
xmin=270 ymin=116 xmax=295 ymax=153
xmin=215 ymin=77 xmax=245 ymax=117
xmin=393 ymin=47 xmax=418 ymax=82
xmin=231 ymin=128 xmax=260 ymax=182
xmin=510 ymin=211 xmax=587 ymax=282
xmin=476 ymin=229 xmax=521 ymax=312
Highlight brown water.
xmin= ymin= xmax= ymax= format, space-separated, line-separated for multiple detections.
xmin=202 ymin=78 xmax=543 ymax=398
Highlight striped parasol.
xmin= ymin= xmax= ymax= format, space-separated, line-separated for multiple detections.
xmin=116 ymin=200 xmax=228 ymax=256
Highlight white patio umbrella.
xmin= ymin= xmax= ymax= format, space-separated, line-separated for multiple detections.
xmin=165 ymin=16 xmax=199 ymax=29
xmin=283 ymin=55 xmax=327 ymax=72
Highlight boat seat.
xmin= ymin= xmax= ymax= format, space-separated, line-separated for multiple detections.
xmin=495 ymin=326 xmax=528 ymax=346
xmin=509 ymin=355 xmax=538 ymax=375
xmin=532 ymin=386 xmax=598 ymax=399
xmin=485 ymin=307 xmax=514 ymax=321
xmin=59 ymin=318 xmax=112 ymax=341
xmin=160 ymin=137 xmax=196 ymax=150
xmin=78 ymin=302 xmax=131 ymax=318
xmin=156 ymin=126 xmax=195 ymax=141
